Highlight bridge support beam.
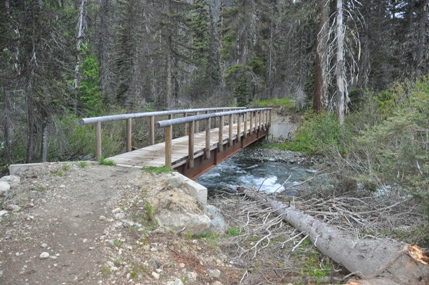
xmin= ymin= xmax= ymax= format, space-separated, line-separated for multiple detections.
xmin=174 ymin=127 xmax=269 ymax=180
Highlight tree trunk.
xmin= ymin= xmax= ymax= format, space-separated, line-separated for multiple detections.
xmin=336 ymin=0 xmax=346 ymax=124
xmin=74 ymin=0 xmax=85 ymax=114
xmin=243 ymin=189 xmax=429 ymax=285
xmin=41 ymin=118 xmax=48 ymax=162
xmin=313 ymin=0 xmax=329 ymax=113
xmin=415 ymin=0 xmax=429 ymax=77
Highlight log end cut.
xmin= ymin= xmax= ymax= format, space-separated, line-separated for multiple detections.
xmin=346 ymin=244 xmax=429 ymax=285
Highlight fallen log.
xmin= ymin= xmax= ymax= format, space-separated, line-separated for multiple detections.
xmin=243 ymin=189 xmax=429 ymax=285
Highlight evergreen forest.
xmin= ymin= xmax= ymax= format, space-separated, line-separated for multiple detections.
xmin=1 ymin=0 xmax=428 ymax=201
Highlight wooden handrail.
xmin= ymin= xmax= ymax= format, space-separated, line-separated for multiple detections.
xmin=157 ymin=108 xmax=272 ymax=168
xmin=80 ymin=107 xmax=245 ymax=159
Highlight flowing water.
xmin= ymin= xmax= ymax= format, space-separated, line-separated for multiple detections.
xmin=196 ymin=149 xmax=313 ymax=195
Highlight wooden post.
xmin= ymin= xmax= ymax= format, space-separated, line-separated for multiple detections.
xmin=126 ymin=118 xmax=132 ymax=152
xmin=218 ymin=116 xmax=224 ymax=152
xmin=228 ymin=114 xmax=233 ymax=147
xmin=259 ymin=110 xmax=262 ymax=131
xmin=195 ymin=112 xmax=199 ymax=133
xmin=249 ymin=111 xmax=253 ymax=134
xmin=243 ymin=112 xmax=247 ymax=139
xmin=184 ymin=112 xmax=188 ymax=136
xmin=95 ymin=122 xmax=102 ymax=160
xmin=165 ymin=125 xmax=172 ymax=168
xmin=150 ymin=116 xmax=155 ymax=145
xmin=269 ymin=109 xmax=272 ymax=127
xmin=237 ymin=114 xmax=241 ymax=142
xmin=205 ymin=118 xmax=211 ymax=159
xmin=188 ymin=121 xmax=194 ymax=168
xmin=261 ymin=110 xmax=265 ymax=130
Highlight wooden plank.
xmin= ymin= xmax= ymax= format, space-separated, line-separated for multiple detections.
xmin=108 ymin=120 xmax=256 ymax=170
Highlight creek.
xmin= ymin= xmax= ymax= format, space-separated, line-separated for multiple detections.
xmin=196 ymin=148 xmax=315 ymax=196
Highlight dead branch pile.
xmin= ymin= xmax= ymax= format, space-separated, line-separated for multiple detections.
xmin=242 ymin=189 xmax=429 ymax=285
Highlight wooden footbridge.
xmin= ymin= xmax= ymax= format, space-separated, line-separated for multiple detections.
xmin=80 ymin=107 xmax=272 ymax=179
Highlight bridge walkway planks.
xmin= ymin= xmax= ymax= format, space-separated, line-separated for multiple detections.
xmin=107 ymin=122 xmax=253 ymax=169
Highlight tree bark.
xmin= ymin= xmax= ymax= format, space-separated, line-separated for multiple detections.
xmin=243 ymin=189 xmax=429 ymax=285
xmin=336 ymin=0 xmax=346 ymax=124
xmin=415 ymin=0 xmax=429 ymax=77
xmin=313 ymin=0 xmax=329 ymax=113
xmin=74 ymin=0 xmax=85 ymax=114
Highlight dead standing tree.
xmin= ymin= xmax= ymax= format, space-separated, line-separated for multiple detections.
xmin=243 ymin=189 xmax=429 ymax=285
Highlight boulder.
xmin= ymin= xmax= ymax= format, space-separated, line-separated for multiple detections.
xmin=206 ymin=205 xmax=227 ymax=233
xmin=0 ymin=181 xmax=10 ymax=197
xmin=155 ymin=211 xmax=211 ymax=236
xmin=0 ymin=175 xmax=21 ymax=187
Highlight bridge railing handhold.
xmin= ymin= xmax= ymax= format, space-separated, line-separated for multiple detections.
xmin=157 ymin=108 xmax=272 ymax=169
xmin=80 ymin=107 xmax=246 ymax=160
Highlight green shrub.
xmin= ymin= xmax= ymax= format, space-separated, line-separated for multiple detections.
xmin=142 ymin=166 xmax=171 ymax=175
xmin=274 ymin=112 xmax=347 ymax=154
xmin=99 ymin=156 xmax=116 ymax=166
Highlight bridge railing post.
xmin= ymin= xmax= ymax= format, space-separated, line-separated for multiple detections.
xmin=165 ymin=125 xmax=172 ymax=168
xmin=126 ymin=118 xmax=132 ymax=152
xmin=188 ymin=120 xmax=195 ymax=168
xmin=228 ymin=114 xmax=233 ymax=147
xmin=237 ymin=114 xmax=241 ymax=142
xmin=249 ymin=111 xmax=253 ymax=134
xmin=243 ymin=112 xmax=247 ymax=139
xmin=95 ymin=122 xmax=102 ymax=160
xmin=205 ymin=118 xmax=211 ymax=159
xmin=218 ymin=116 xmax=224 ymax=152
xmin=150 ymin=116 xmax=155 ymax=145
xmin=195 ymin=112 xmax=199 ymax=133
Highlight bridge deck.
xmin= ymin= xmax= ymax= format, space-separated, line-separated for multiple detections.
xmin=107 ymin=122 xmax=253 ymax=169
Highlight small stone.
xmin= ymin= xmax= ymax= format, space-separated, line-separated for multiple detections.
xmin=178 ymin=263 xmax=186 ymax=268
xmin=106 ymin=261 xmax=115 ymax=268
xmin=209 ymin=269 xmax=221 ymax=278
xmin=114 ymin=213 xmax=125 ymax=220
xmin=0 ymin=210 xmax=8 ymax=217
xmin=151 ymin=272 xmax=160 ymax=279
xmin=5 ymin=204 xmax=21 ymax=212
xmin=39 ymin=252 xmax=50 ymax=259
xmin=212 ymin=281 xmax=223 ymax=285
xmin=41 ymin=243 xmax=48 ymax=248
xmin=167 ymin=279 xmax=184 ymax=285
xmin=99 ymin=215 xmax=106 ymax=221
xmin=188 ymin=271 xmax=197 ymax=280
xmin=112 ymin=208 xmax=121 ymax=214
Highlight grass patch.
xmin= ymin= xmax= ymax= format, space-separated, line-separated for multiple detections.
xmin=99 ymin=156 xmax=116 ymax=166
xmin=113 ymin=239 xmax=123 ymax=248
xmin=100 ymin=267 xmax=111 ymax=277
xmin=50 ymin=169 xmax=65 ymax=177
xmin=227 ymin=226 xmax=241 ymax=236
xmin=142 ymin=166 xmax=171 ymax=175
xmin=252 ymin=97 xmax=294 ymax=109
xmin=78 ymin=161 xmax=87 ymax=168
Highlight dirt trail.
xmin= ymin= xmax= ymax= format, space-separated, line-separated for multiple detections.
xmin=0 ymin=163 xmax=149 ymax=284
